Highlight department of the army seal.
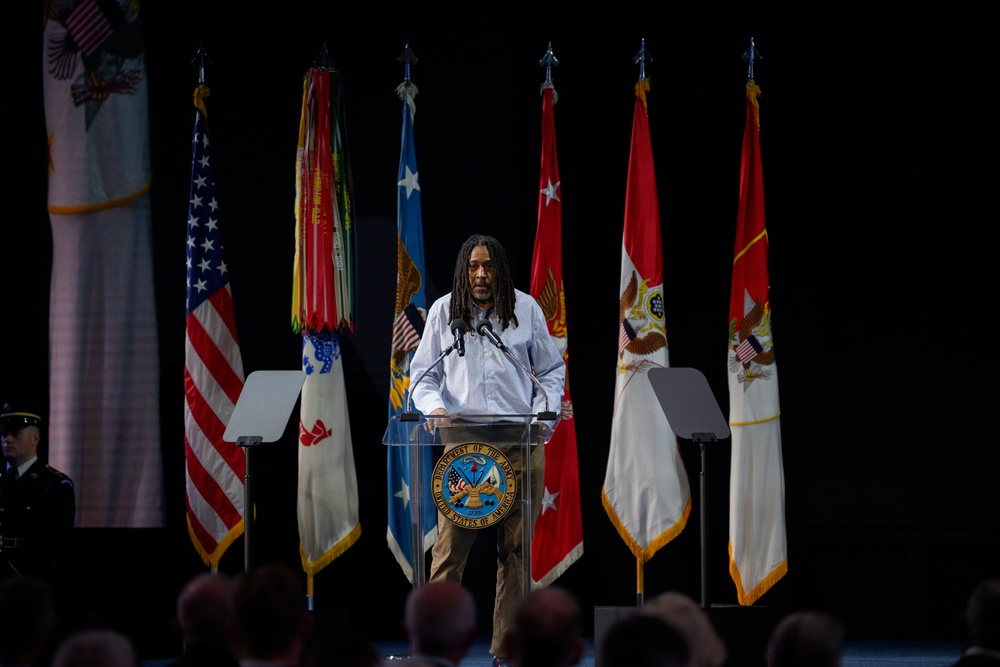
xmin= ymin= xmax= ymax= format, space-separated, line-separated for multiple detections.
xmin=432 ymin=442 xmax=517 ymax=529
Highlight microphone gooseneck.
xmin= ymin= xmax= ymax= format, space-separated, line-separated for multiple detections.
xmin=474 ymin=319 xmax=552 ymax=418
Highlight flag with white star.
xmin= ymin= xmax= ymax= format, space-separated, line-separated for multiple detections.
xmin=184 ymin=85 xmax=246 ymax=569
xmin=529 ymin=80 xmax=583 ymax=588
xmin=386 ymin=78 xmax=438 ymax=583
xmin=602 ymin=78 xmax=691 ymax=563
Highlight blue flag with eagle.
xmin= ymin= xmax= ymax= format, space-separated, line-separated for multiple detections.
xmin=386 ymin=78 xmax=438 ymax=582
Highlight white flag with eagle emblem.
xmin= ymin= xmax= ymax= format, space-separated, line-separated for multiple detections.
xmin=43 ymin=0 xmax=164 ymax=527
xmin=727 ymin=80 xmax=787 ymax=605
xmin=602 ymin=79 xmax=690 ymax=561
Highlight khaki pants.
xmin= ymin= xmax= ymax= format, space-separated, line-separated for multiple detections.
xmin=429 ymin=442 xmax=544 ymax=657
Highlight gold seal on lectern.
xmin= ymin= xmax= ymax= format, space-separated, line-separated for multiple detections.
xmin=431 ymin=442 xmax=517 ymax=529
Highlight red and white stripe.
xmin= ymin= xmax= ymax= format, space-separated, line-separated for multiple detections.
xmin=65 ymin=0 xmax=114 ymax=55
xmin=184 ymin=286 xmax=245 ymax=567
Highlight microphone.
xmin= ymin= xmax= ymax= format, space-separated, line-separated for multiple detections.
xmin=475 ymin=319 xmax=556 ymax=421
xmin=401 ymin=321 xmax=465 ymax=421
xmin=475 ymin=319 xmax=506 ymax=351
xmin=450 ymin=319 xmax=467 ymax=357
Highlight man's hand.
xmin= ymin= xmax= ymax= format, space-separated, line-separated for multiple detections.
xmin=424 ymin=407 xmax=450 ymax=434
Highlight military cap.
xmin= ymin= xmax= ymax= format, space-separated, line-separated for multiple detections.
xmin=0 ymin=402 xmax=43 ymax=435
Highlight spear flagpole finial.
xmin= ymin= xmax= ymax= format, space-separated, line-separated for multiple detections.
xmin=742 ymin=37 xmax=762 ymax=81
xmin=191 ymin=42 xmax=210 ymax=86
xmin=633 ymin=38 xmax=653 ymax=81
xmin=539 ymin=41 xmax=559 ymax=85
xmin=314 ymin=42 xmax=334 ymax=71
xmin=397 ymin=39 xmax=419 ymax=83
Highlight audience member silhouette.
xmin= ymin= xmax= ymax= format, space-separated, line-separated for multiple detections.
xmin=0 ymin=576 xmax=57 ymax=666
xmin=954 ymin=577 xmax=1000 ymax=666
xmin=403 ymin=580 xmax=477 ymax=667
xmin=51 ymin=629 xmax=137 ymax=667
xmin=767 ymin=610 xmax=844 ymax=667
xmin=233 ymin=563 xmax=313 ymax=667
xmin=502 ymin=586 xmax=584 ymax=667
xmin=170 ymin=572 xmax=239 ymax=667
xmin=641 ymin=591 xmax=726 ymax=667
xmin=602 ymin=613 xmax=689 ymax=667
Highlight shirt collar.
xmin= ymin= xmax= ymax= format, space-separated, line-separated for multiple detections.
xmin=8 ymin=456 xmax=37 ymax=479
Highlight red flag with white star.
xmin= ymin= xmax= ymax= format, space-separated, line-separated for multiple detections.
xmin=530 ymin=82 xmax=583 ymax=587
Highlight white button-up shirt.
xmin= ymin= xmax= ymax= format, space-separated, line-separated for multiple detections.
xmin=410 ymin=290 xmax=565 ymax=422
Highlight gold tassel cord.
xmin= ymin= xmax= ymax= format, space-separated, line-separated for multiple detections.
xmin=193 ymin=84 xmax=210 ymax=120
xmin=634 ymin=78 xmax=651 ymax=112
xmin=747 ymin=81 xmax=762 ymax=131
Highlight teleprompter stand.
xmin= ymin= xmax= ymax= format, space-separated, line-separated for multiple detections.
xmin=648 ymin=366 xmax=730 ymax=609
xmin=594 ymin=367 xmax=730 ymax=667
xmin=224 ymin=370 xmax=306 ymax=571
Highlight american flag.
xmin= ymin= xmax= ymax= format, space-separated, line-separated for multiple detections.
xmin=735 ymin=335 xmax=763 ymax=364
xmin=619 ymin=318 xmax=636 ymax=355
xmin=447 ymin=467 xmax=467 ymax=495
xmin=184 ymin=88 xmax=246 ymax=569
xmin=64 ymin=0 xmax=115 ymax=56
xmin=391 ymin=302 xmax=424 ymax=353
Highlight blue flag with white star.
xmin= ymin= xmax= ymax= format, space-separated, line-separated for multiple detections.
xmin=387 ymin=80 xmax=438 ymax=582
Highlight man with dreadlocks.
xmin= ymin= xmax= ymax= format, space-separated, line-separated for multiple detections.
xmin=410 ymin=234 xmax=565 ymax=667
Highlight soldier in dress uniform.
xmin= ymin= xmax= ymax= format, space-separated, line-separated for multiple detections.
xmin=0 ymin=402 xmax=75 ymax=585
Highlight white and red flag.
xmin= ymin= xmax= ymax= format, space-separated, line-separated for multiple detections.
xmin=602 ymin=78 xmax=691 ymax=566
xmin=727 ymin=80 xmax=787 ymax=605
xmin=529 ymin=76 xmax=584 ymax=588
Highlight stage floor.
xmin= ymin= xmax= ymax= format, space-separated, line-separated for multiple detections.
xmin=138 ymin=638 xmax=963 ymax=666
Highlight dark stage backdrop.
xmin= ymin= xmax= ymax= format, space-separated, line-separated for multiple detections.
xmin=7 ymin=5 xmax=995 ymax=660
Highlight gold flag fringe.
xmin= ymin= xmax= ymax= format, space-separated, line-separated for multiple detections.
xmin=729 ymin=540 xmax=788 ymax=605
xmin=299 ymin=522 xmax=362 ymax=576
xmin=601 ymin=488 xmax=690 ymax=563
